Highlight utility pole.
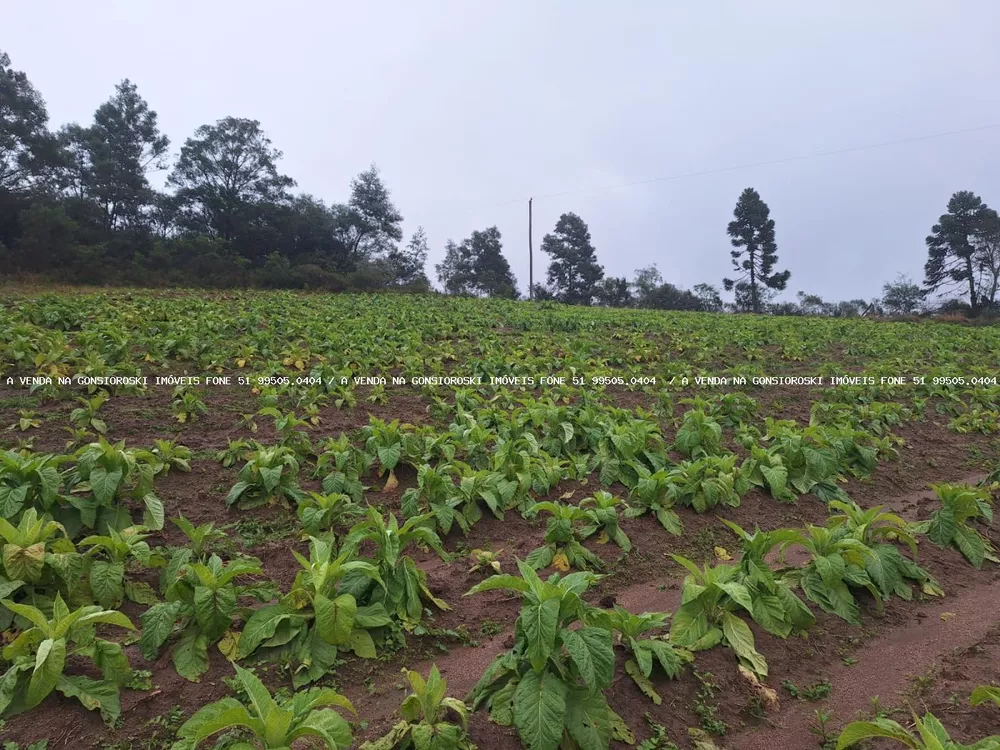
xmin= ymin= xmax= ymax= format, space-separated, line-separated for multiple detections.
xmin=528 ymin=197 xmax=533 ymax=300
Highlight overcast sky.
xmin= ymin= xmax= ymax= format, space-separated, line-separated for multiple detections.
xmin=7 ymin=1 xmax=1000 ymax=300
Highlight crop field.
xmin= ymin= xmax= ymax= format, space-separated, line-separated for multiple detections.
xmin=1 ymin=289 xmax=1000 ymax=750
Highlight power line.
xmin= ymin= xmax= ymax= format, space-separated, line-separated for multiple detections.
xmin=507 ymin=122 xmax=1000 ymax=205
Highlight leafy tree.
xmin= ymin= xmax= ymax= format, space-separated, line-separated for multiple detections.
xmin=631 ymin=265 xmax=663 ymax=306
xmin=881 ymin=274 xmax=926 ymax=316
xmin=386 ymin=226 xmax=430 ymax=287
xmin=540 ymin=212 xmax=604 ymax=305
xmin=436 ymin=227 xmax=517 ymax=298
xmin=594 ymin=277 xmax=632 ymax=307
xmin=0 ymin=50 xmax=61 ymax=192
xmin=693 ymin=283 xmax=723 ymax=312
xmin=644 ymin=283 xmax=703 ymax=311
xmin=331 ymin=164 xmax=403 ymax=269
xmin=724 ymin=187 xmax=790 ymax=313
xmin=60 ymin=80 xmax=169 ymax=233
xmin=167 ymin=117 xmax=295 ymax=245
xmin=924 ymin=190 xmax=999 ymax=313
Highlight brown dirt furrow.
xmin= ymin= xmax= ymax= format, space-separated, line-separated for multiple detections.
xmin=727 ymin=570 xmax=1000 ymax=750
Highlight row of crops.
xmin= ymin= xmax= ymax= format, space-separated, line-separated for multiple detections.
xmin=1 ymin=290 xmax=999 ymax=749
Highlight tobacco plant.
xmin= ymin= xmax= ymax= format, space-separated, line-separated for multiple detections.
xmin=915 ymin=483 xmax=997 ymax=568
xmin=361 ymin=665 xmax=473 ymax=750
xmin=0 ymin=593 xmax=134 ymax=722
xmin=524 ymin=501 xmax=605 ymax=572
xmin=466 ymin=561 xmax=630 ymax=750
xmin=172 ymin=664 xmax=355 ymax=749
xmin=237 ymin=536 xmax=391 ymax=687
xmin=140 ymin=553 xmax=272 ymax=681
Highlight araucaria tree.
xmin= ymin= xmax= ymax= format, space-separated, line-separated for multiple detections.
xmin=436 ymin=226 xmax=518 ymax=298
xmin=540 ymin=211 xmax=604 ymax=304
xmin=924 ymin=190 xmax=1000 ymax=313
xmin=724 ymin=187 xmax=790 ymax=313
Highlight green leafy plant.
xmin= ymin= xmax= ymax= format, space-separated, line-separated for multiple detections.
xmin=67 ymin=437 xmax=165 ymax=532
xmin=80 ymin=525 xmax=156 ymax=608
xmin=668 ymin=455 xmax=748 ymax=513
xmin=915 ymin=483 xmax=997 ymax=568
xmin=466 ymin=560 xmax=630 ymax=750
xmin=237 ymin=536 xmax=391 ymax=687
xmin=778 ymin=525 xmax=882 ymax=626
xmin=826 ymin=500 xmax=943 ymax=599
xmin=601 ymin=606 xmax=692 ymax=705
xmin=140 ymin=553 xmax=272 ymax=681
xmin=0 ymin=593 xmax=134 ymax=723
xmin=360 ymin=665 xmax=474 ymax=750
xmin=0 ymin=508 xmax=80 ymax=612
xmin=626 ymin=466 xmax=682 ymax=534
xmin=171 ymin=386 xmax=207 ymax=423
xmin=579 ymin=491 xmax=632 ymax=552
xmin=718 ymin=520 xmax=815 ymax=638
xmin=341 ymin=508 xmax=451 ymax=627
xmin=835 ymin=711 xmax=1000 ymax=749
xmin=524 ymin=501 xmax=605 ymax=572
xmin=70 ymin=393 xmax=108 ymax=434
xmin=150 ymin=439 xmax=192 ymax=475
xmin=315 ymin=435 xmax=371 ymax=503
xmin=6 ymin=410 xmax=41 ymax=432
xmin=296 ymin=491 xmax=363 ymax=537
xmin=668 ymin=554 xmax=769 ymax=676
xmin=0 ymin=449 xmax=68 ymax=521
xmin=674 ymin=410 xmax=723 ymax=458
xmin=226 ymin=445 xmax=305 ymax=510
xmin=171 ymin=663 xmax=355 ymax=749
xmin=171 ymin=515 xmax=229 ymax=559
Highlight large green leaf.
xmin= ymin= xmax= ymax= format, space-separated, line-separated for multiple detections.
xmin=26 ymin=637 xmax=66 ymax=707
xmin=193 ymin=585 xmax=236 ymax=641
xmin=835 ymin=718 xmax=919 ymax=749
xmin=523 ymin=598 xmax=559 ymax=673
xmin=237 ymin=604 xmax=295 ymax=658
xmin=721 ymin=612 xmax=767 ymax=676
xmin=139 ymin=601 xmax=182 ymax=659
xmin=953 ymin=524 xmax=986 ymax=568
xmin=574 ymin=627 xmax=615 ymax=690
xmin=173 ymin=629 xmax=210 ymax=681
xmin=513 ymin=670 xmax=567 ymax=750
xmin=0 ymin=485 xmax=28 ymax=519
xmin=90 ymin=560 xmax=125 ymax=609
xmin=90 ymin=468 xmax=122 ymax=506
xmin=565 ymin=688 xmax=613 ymax=750
xmin=314 ymin=593 xmax=357 ymax=646
xmin=57 ymin=674 xmax=121 ymax=725
xmin=141 ymin=493 xmax=165 ymax=530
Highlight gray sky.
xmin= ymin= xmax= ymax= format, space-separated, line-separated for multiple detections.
xmin=7 ymin=1 xmax=1000 ymax=301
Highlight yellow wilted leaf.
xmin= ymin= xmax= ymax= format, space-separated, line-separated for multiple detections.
xmin=383 ymin=471 xmax=399 ymax=492
xmin=294 ymin=359 xmax=305 ymax=371
xmin=144 ymin=353 xmax=153 ymax=362
xmin=714 ymin=546 xmax=732 ymax=561
xmin=217 ymin=630 xmax=240 ymax=660
xmin=236 ymin=358 xmax=246 ymax=367
xmin=282 ymin=357 xmax=293 ymax=366
xmin=560 ymin=491 xmax=575 ymax=500
xmin=553 ymin=552 xmax=571 ymax=572
xmin=940 ymin=612 xmax=956 ymax=621
xmin=597 ymin=532 xmax=609 ymax=545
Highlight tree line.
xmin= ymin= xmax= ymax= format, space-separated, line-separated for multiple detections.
xmin=2 ymin=49 xmax=998 ymax=316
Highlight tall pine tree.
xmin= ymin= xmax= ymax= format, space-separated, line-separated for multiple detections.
xmin=723 ymin=187 xmax=789 ymax=313
xmin=540 ymin=212 xmax=604 ymax=305
xmin=924 ymin=190 xmax=998 ymax=312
